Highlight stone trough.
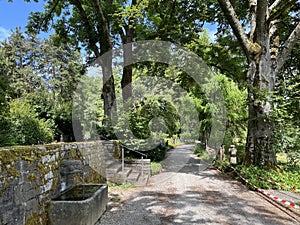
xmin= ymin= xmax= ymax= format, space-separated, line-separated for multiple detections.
xmin=50 ymin=184 xmax=108 ymax=225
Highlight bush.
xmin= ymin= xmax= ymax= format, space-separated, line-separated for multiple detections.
xmin=216 ymin=162 xmax=300 ymax=191
xmin=151 ymin=162 xmax=162 ymax=175
xmin=124 ymin=143 xmax=168 ymax=162
xmin=8 ymin=100 xmax=53 ymax=145
xmin=0 ymin=113 xmax=14 ymax=147
xmin=144 ymin=144 xmax=167 ymax=162
xmin=193 ymin=144 xmax=206 ymax=157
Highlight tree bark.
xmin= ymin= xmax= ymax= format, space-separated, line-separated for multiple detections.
xmin=120 ymin=31 xmax=133 ymax=101
xmin=91 ymin=0 xmax=116 ymax=122
xmin=120 ymin=0 xmax=137 ymax=102
xmin=217 ymin=0 xmax=300 ymax=168
xmin=245 ymin=56 xmax=276 ymax=167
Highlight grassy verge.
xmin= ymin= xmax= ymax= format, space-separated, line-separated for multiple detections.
xmin=151 ymin=162 xmax=162 ymax=175
xmin=108 ymin=183 xmax=136 ymax=190
xmin=214 ymin=160 xmax=300 ymax=191
xmin=193 ymin=144 xmax=212 ymax=161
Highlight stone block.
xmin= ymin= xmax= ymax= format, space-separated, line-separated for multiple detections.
xmin=49 ymin=184 xmax=108 ymax=225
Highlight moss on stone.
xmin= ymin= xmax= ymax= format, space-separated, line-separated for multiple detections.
xmin=25 ymin=203 xmax=50 ymax=225
xmin=27 ymin=173 xmax=37 ymax=183
xmin=1 ymin=141 xmax=109 ymax=223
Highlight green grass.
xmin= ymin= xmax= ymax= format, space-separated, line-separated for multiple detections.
xmin=108 ymin=183 xmax=136 ymax=190
xmin=276 ymin=152 xmax=288 ymax=164
xmin=151 ymin=162 xmax=162 ymax=175
xmin=193 ymin=144 xmax=212 ymax=161
xmin=215 ymin=162 xmax=300 ymax=191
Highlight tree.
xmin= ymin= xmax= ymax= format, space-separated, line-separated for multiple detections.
xmin=113 ymin=0 xmax=139 ymax=101
xmin=1 ymin=30 xmax=84 ymax=141
xmin=27 ymin=0 xmax=116 ymax=121
xmin=8 ymin=100 xmax=53 ymax=145
xmin=0 ymin=47 xmax=13 ymax=146
xmin=2 ymin=28 xmax=44 ymax=98
xmin=215 ymin=0 xmax=300 ymax=168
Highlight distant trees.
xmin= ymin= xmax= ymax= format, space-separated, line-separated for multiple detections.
xmin=0 ymin=29 xmax=83 ymax=146
xmin=27 ymin=0 xmax=117 ymax=120
xmin=2 ymin=0 xmax=299 ymax=170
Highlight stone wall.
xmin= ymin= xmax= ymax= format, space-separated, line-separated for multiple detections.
xmin=0 ymin=141 xmax=108 ymax=225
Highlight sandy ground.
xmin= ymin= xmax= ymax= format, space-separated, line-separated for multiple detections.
xmin=97 ymin=145 xmax=299 ymax=225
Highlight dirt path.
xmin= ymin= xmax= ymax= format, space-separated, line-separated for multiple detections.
xmin=97 ymin=145 xmax=298 ymax=225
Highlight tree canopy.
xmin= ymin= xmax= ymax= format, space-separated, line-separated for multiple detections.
xmin=1 ymin=0 xmax=299 ymax=169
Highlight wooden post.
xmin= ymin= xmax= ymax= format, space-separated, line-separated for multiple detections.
xmin=218 ymin=145 xmax=226 ymax=161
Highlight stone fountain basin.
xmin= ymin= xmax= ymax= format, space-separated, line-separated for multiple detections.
xmin=50 ymin=184 xmax=108 ymax=225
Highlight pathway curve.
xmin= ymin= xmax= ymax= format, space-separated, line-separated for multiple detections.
xmin=97 ymin=145 xmax=298 ymax=225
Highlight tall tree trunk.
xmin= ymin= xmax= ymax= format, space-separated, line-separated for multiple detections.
xmin=120 ymin=0 xmax=136 ymax=102
xmin=72 ymin=0 xmax=117 ymax=123
xmin=121 ymin=42 xmax=133 ymax=101
xmin=245 ymin=57 xmax=277 ymax=168
xmin=101 ymin=52 xmax=116 ymax=121
xmin=244 ymin=0 xmax=277 ymax=168
xmin=92 ymin=0 xmax=116 ymax=123
xmin=217 ymin=0 xmax=300 ymax=168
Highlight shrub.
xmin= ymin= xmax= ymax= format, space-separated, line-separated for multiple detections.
xmin=193 ymin=144 xmax=207 ymax=158
xmin=216 ymin=162 xmax=300 ymax=191
xmin=124 ymin=143 xmax=168 ymax=162
xmin=143 ymin=144 xmax=167 ymax=162
xmin=0 ymin=113 xmax=13 ymax=147
xmin=151 ymin=162 xmax=162 ymax=175
xmin=9 ymin=100 xmax=53 ymax=145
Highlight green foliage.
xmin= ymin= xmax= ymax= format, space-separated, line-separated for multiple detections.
xmin=151 ymin=162 xmax=162 ymax=175
xmin=272 ymin=78 xmax=300 ymax=166
xmin=215 ymin=74 xmax=248 ymax=158
xmin=8 ymin=100 xmax=53 ymax=145
xmin=215 ymin=162 xmax=300 ymax=191
xmin=0 ymin=47 xmax=12 ymax=146
xmin=129 ymin=97 xmax=180 ymax=139
xmin=235 ymin=165 xmax=300 ymax=191
xmin=123 ymin=143 xmax=168 ymax=162
xmin=108 ymin=183 xmax=135 ymax=190
xmin=194 ymin=72 xmax=247 ymax=150
xmin=142 ymin=144 xmax=167 ymax=162
xmin=193 ymin=144 xmax=206 ymax=158
xmin=52 ymin=102 xmax=73 ymax=141
xmin=193 ymin=144 xmax=215 ymax=161
xmin=0 ymin=114 xmax=13 ymax=147
xmin=272 ymin=124 xmax=300 ymax=166
xmin=73 ymin=74 xmax=103 ymax=141
xmin=1 ymin=30 xmax=83 ymax=144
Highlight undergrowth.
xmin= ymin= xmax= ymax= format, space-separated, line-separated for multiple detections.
xmin=213 ymin=161 xmax=300 ymax=191
xmin=108 ymin=183 xmax=136 ymax=190
xmin=151 ymin=162 xmax=162 ymax=175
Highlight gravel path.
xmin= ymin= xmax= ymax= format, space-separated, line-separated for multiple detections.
xmin=97 ymin=145 xmax=298 ymax=225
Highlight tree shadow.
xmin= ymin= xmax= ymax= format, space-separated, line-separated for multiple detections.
xmin=98 ymin=187 xmax=296 ymax=225
xmin=97 ymin=146 xmax=296 ymax=224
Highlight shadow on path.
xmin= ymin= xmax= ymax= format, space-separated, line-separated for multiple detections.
xmin=97 ymin=145 xmax=297 ymax=225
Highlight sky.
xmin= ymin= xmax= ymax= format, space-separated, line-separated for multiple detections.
xmin=0 ymin=0 xmax=218 ymax=42
xmin=0 ymin=0 xmax=45 ymax=41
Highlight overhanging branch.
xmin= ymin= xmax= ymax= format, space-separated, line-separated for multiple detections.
xmin=71 ymin=0 xmax=100 ymax=58
xmin=269 ymin=0 xmax=281 ymax=12
xmin=91 ymin=0 xmax=112 ymax=53
xmin=249 ymin=0 xmax=257 ymax=42
xmin=268 ymin=0 xmax=298 ymax=23
xmin=276 ymin=22 xmax=300 ymax=73
xmin=37 ymin=0 xmax=61 ymax=31
xmin=217 ymin=0 xmax=252 ymax=59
